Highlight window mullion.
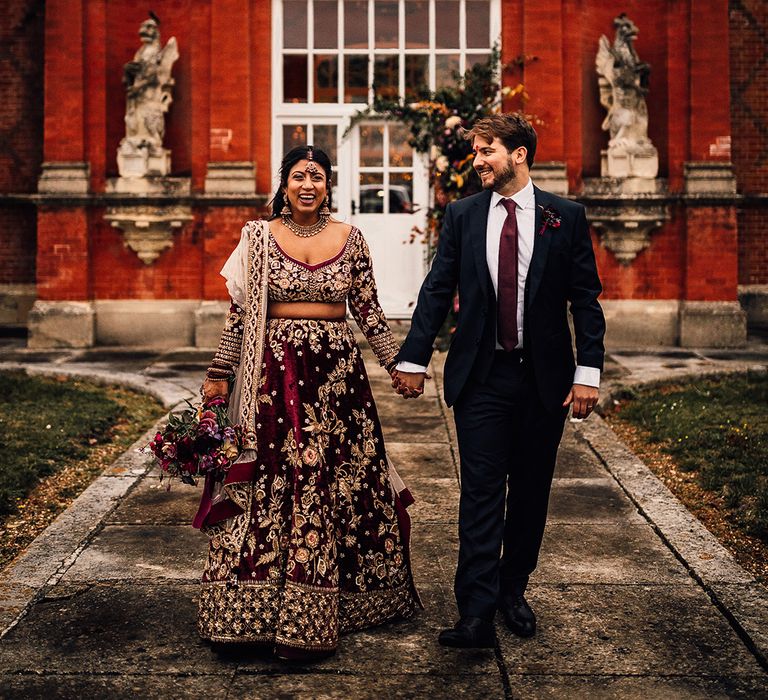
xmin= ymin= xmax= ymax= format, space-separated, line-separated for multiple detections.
xmin=398 ymin=0 xmax=405 ymax=100
xmin=459 ymin=0 xmax=466 ymax=75
xmin=307 ymin=0 xmax=314 ymax=103
xmin=337 ymin=0 xmax=344 ymax=104
xmin=368 ymin=0 xmax=375 ymax=105
xmin=428 ymin=0 xmax=435 ymax=91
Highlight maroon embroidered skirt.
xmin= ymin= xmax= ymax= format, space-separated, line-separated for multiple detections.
xmin=196 ymin=319 xmax=418 ymax=654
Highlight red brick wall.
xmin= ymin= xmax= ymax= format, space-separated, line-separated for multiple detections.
xmin=0 ymin=0 xmax=44 ymax=285
xmin=730 ymin=0 xmax=768 ymax=285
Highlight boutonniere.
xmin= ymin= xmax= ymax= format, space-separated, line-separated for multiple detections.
xmin=537 ymin=205 xmax=562 ymax=235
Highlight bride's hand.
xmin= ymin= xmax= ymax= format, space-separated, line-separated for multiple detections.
xmin=201 ymin=377 xmax=229 ymax=402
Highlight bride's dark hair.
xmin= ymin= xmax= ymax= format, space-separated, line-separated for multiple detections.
xmin=268 ymin=145 xmax=333 ymax=220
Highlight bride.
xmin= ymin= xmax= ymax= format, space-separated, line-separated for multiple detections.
xmin=196 ymin=145 xmax=420 ymax=659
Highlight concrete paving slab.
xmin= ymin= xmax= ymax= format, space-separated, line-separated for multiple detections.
xmin=548 ymin=478 xmax=643 ymax=523
xmin=6 ymin=475 xmax=138 ymax=588
xmin=505 ymin=674 xmax=768 ymax=700
xmin=373 ymin=391 xmax=446 ymax=417
xmin=386 ymin=441 xmax=456 ymax=480
xmin=0 ymin=583 xmax=226 ymax=675
xmin=108 ymin=475 xmax=202 ymax=525
xmin=0 ymin=673 xmax=235 ymax=700
xmin=497 ymin=584 xmax=764 ymax=676
xmin=553 ymin=435 xmax=609 ymax=479
xmin=537 ymin=523 xmax=693 ymax=585
xmin=578 ymin=417 xmax=755 ymax=586
xmin=382 ymin=415 xmax=449 ymax=443
xmin=60 ymin=525 xmax=207 ymax=582
xmin=407 ymin=477 xmax=460 ymax=524
xmin=227 ymin=670 xmax=507 ymax=699
xmin=708 ymin=582 xmax=768 ymax=670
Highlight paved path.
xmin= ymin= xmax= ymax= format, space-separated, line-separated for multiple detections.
xmin=0 ymin=341 xmax=767 ymax=698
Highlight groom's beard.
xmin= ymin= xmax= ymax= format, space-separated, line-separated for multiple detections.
xmin=478 ymin=157 xmax=518 ymax=192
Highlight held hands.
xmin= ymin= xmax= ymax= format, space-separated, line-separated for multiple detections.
xmin=562 ymin=383 xmax=599 ymax=419
xmin=390 ymin=369 xmax=428 ymax=399
xmin=201 ymin=377 xmax=230 ymax=403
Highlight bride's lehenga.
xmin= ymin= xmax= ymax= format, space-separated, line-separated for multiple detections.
xmin=195 ymin=221 xmax=419 ymax=657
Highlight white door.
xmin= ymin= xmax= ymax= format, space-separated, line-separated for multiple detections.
xmin=349 ymin=121 xmax=428 ymax=319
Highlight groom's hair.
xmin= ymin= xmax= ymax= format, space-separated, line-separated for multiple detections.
xmin=464 ymin=114 xmax=537 ymax=168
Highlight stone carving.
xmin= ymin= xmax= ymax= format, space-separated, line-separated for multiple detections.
xmin=596 ymin=14 xmax=658 ymax=179
xmin=104 ymin=203 xmax=193 ymax=265
xmin=107 ymin=14 xmax=191 ymax=265
xmin=117 ymin=13 xmax=178 ymax=178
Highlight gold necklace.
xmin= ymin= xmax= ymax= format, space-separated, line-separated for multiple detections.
xmin=281 ymin=212 xmax=330 ymax=238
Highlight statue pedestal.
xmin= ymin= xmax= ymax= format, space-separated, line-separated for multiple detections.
xmin=104 ymin=176 xmax=192 ymax=264
xmin=117 ymin=141 xmax=172 ymax=178
xmin=601 ymin=147 xmax=659 ymax=179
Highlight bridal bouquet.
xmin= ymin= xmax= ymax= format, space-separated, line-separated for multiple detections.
xmin=145 ymin=396 xmax=242 ymax=486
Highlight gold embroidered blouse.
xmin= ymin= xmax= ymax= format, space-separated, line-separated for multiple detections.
xmin=208 ymin=224 xmax=399 ymax=378
xmin=268 ymin=227 xmax=399 ymax=367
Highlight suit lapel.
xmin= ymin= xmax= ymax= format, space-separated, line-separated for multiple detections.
xmin=526 ymin=186 xmax=553 ymax=306
xmin=468 ymin=189 xmax=493 ymax=300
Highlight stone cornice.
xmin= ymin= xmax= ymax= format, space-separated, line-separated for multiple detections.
xmin=0 ymin=192 xmax=271 ymax=207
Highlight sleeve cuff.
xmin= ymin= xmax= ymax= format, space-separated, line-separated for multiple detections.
xmin=573 ymin=365 xmax=601 ymax=388
xmin=395 ymin=361 xmax=429 ymax=373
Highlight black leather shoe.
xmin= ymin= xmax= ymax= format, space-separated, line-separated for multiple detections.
xmin=438 ymin=616 xmax=495 ymax=648
xmin=499 ymin=594 xmax=536 ymax=638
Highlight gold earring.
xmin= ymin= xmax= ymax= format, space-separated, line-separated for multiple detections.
xmin=319 ymin=197 xmax=331 ymax=216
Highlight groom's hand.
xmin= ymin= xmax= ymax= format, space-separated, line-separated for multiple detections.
xmin=563 ymin=384 xmax=599 ymax=419
xmin=391 ymin=370 xmax=426 ymax=399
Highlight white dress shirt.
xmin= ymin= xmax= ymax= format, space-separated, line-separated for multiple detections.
xmin=397 ymin=177 xmax=600 ymax=389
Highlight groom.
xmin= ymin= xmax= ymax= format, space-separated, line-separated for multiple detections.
xmin=393 ymin=114 xmax=606 ymax=648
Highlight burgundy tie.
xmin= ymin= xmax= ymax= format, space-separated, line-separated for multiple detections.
xmin=497 ymin=199 xmax=519 ymax=351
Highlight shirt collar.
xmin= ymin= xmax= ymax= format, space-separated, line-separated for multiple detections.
xmin=491 ymin=177 xmax=535 ymax=211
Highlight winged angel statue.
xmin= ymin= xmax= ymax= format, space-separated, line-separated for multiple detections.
xmin=118 ymin=13 xmax=179 ymax=177
xmin=596 ymin=14 xmax=657 ymax=177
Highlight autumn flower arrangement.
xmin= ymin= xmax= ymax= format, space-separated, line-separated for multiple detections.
xmin=348 ymin=46 xmax=536 ymax=249
xmin=144 ymin=396 xmax=242 ymax=486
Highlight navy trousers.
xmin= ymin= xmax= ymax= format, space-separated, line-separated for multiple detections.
xmin=452 ymin=350 xmax=567 ymax=621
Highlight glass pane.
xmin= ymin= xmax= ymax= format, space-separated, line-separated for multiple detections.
xmin=345 ymin=0 xmax=368 ymax=48
xmin=313 ymin=125 xmax=338 ymax=164
xmin=465 ymin=0 xmax=490 ymax=48
xmin=314 ymin=55 xmax=339 ymax=103
xmin=359 ymin=124 xmax=384 ymax=166
xmin=283 ymin=124 xmax=308 ymax=155
xmin=283 ymin=0 xmax=307 ymax=48
xmin=344 ymin=54 xmax=369 ymax=102
xmin=375 ymin=0 xmax=399 ymax=48
xmin=330 ymin=170 xmax=339 ymax=212
xmin=435 ymin=54 xmax=460 ymax=89
xmin=389 ymin=124 xmax=412 ymax=167
xmin=374 ymin=54 xmax=399 ymax=99
xmin=314 ymin=0 xmax=338 ymax=49
xmin=283 ymin=55 xmax=308 ymax=102
xmin=405 ymin=0 xmax=429 ymax=48
xmin=359 ymin=172 xmax=384 ymax=213
xmin=389 ymin=172 xmax=414 ymax=214
xmin=404 ymin=54 xmax=429 ymax=99
xmin=435 ymin=0 xmax=459 ymax=48
xmin=466 ymin=52 xmax=490 ymax=74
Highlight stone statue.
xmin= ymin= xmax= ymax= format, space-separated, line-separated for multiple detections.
xmin=117 ymin=13 xmax=178 ymax=178
xmin=596 ymin=14 xmax=658 ymax=179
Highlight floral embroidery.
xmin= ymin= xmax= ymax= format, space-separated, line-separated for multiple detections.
xmin=198 ymin=316 xmax=417 ymax=650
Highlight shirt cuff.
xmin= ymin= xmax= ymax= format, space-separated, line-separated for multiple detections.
xmin=573 ymin=365 xmax=601 ymax=388
xmin=395 ymin=361 xmax=429 ymax=373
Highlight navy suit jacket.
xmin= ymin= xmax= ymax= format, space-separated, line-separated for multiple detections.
xmin=396 ymin=186 xmax=606 ymax=411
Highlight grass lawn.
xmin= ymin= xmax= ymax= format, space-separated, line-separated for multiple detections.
xmin=0 ymin=370 xmax=165 ymax=569
xmin=607 ymin=371 xmax=768 ymax=582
